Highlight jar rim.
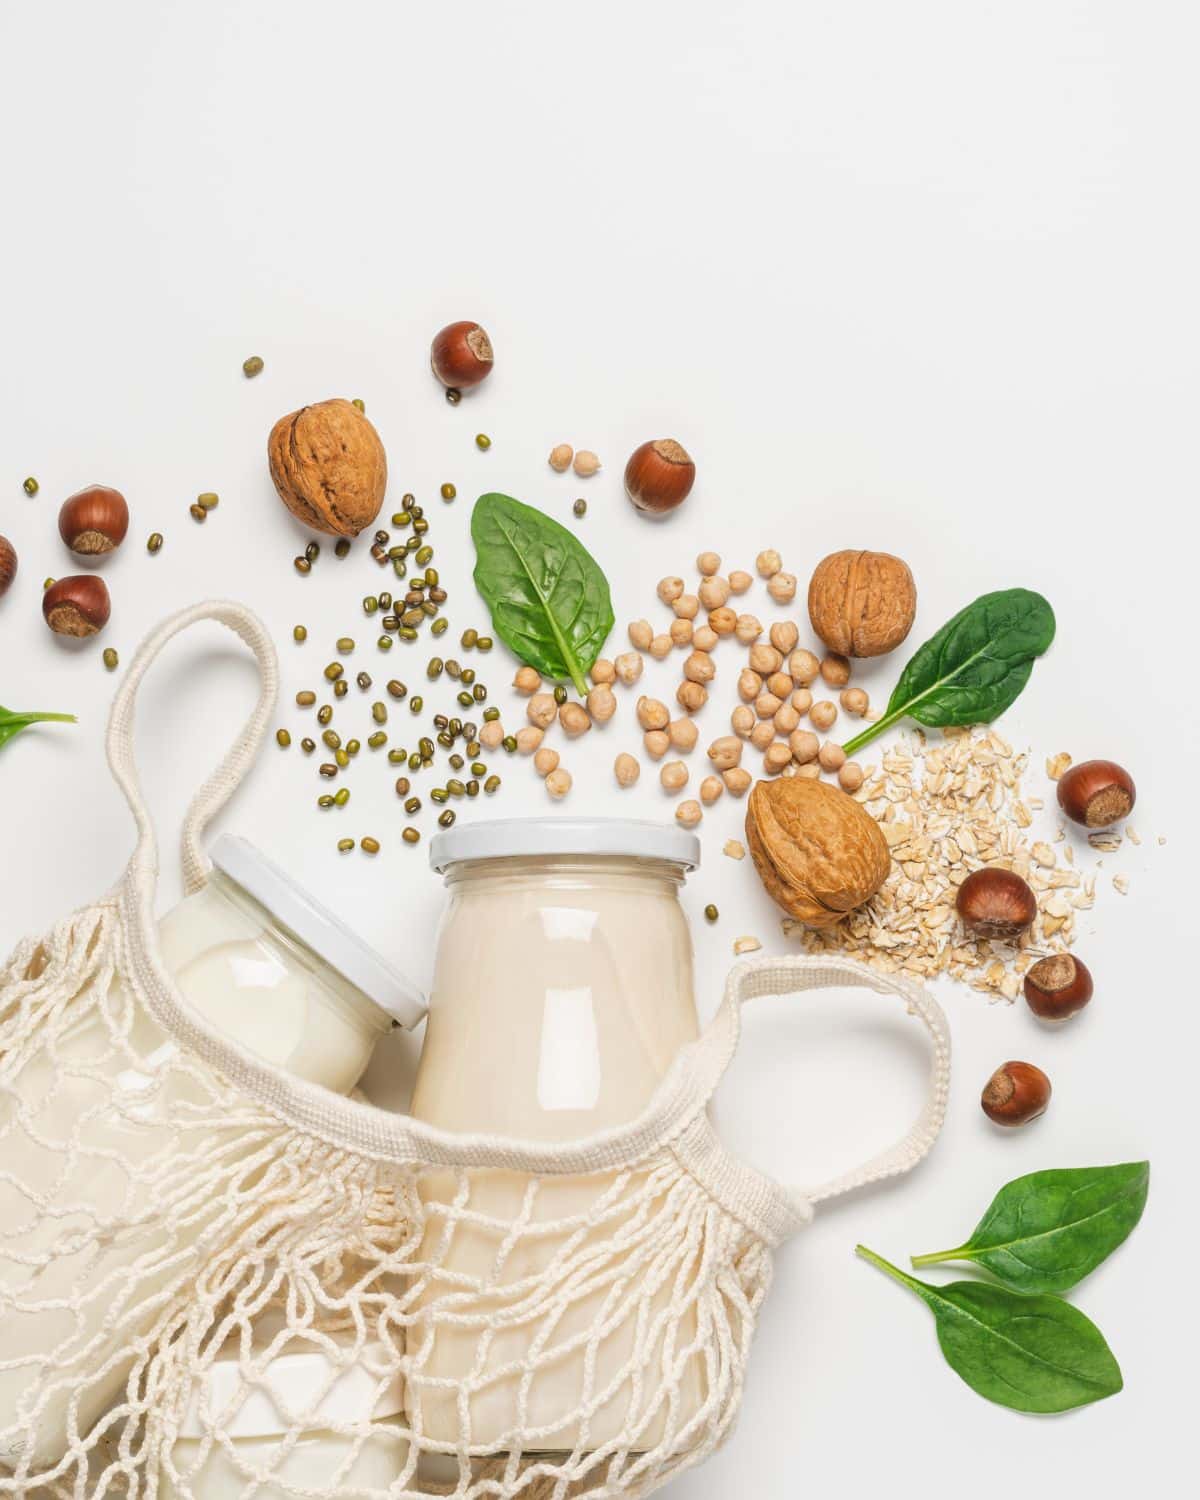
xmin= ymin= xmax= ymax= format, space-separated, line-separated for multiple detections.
xmin=429 ymin=817 xmax=701 ymax=874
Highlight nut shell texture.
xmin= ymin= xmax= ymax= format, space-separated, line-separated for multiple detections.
xmin=267 ymin=398 xmax=387 ymax=538
xmin=808 ymin=549 xmax=916 ymax=658
xmin=746 ymin=775 xmax=891 ymax=927
xmin=58 ymin=484 xmax=129 ymax=554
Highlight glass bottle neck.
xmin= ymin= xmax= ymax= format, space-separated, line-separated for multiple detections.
xmin=442 ymin=854 xmax=689 ymax=897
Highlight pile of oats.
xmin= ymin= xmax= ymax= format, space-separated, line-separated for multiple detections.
xmin=784 ymin=727 xmax=1121 ymax=1002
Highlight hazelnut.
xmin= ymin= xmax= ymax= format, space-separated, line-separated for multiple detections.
xmin=700 ymin=775 xmax=724 ymax=805
xmin=534 ymin=747 xmax=560 ymax=777
xmin=838 ymin=761 xmax=865 ymax=793
xmin=756 ymin=549 xmax=782 ymax=578
xmin=981 ymin=1061 xmax=1051 ymax=1127
xmin=660 ymin=760 xmax=689 ymax=792
xmin=586 ymin=684 xmax=617 ymax=722
xmin=431 ymin=321 xmax=494 ymax=389
xmin=728 ymin=570 xmax=753 ymax=594
xmin=676 ymin=681 xmax=708 ymax=712
xmin=614 ymin=753 xmax=640 ymax=787
xmin=58 ymin=484 xmax=129 ymax=555
xmin=559 ymin=702 xmax=592 ymax=737
xmin=675 ymin=799 xmax=703 ymax=827
xmin=545 ymin=768 xmax=572 ymax=799
xmin=650 ymin=633 xmax=674 ymax=659
xmin=527 ymin=693 xmax=557 ymax=729
xmin=668 ymin=717 xmax=699 ymax=751
xmin=808 ymin=549 xmax=917 ymax=657
xmin=657 ymin=576 xmax=685 ymax=604
xmin=514 ymin=666 xmax=542 ymax=694
xmin=956 ymin=867 xmax=1037 ymax=939
xmin=819 ymin=653 xmax=851 ymax=687
xmin=628 ymin=618 xmax=653 ymax=650
xmin=0 ymin=535 xmax=17 ymax=599
xmin=549 ymin=443 xmax=574 ymax=472
xmin=573 ymin=450 xmax=601 ymax=478
xmin=636 ymin=695 xmax=670 ymax=731
xmin=767 ymin=571 xmax=797 ymax=604
xmin=683 ymin=650 xmax=715 ymax=684
xmin=769 ymin=621 xmax=799 ymax=654
xmin=268 ymin=398 xmax=387 ymax=537
xmin=707 ymin=735 xmax=742 ymax=771
xmin=708 ymin=607 xmax=737 ymax=636
xmin=840 ymin=687 xmax=869 ymax=717
xmin=644 ymin=729 xmax=671 ymax=759
xmin=696 ymin=551 xmax=721 ymax=576
xmin=810 ymin=700 xmax=838 ymax=731
xmin=624 ymin=439 xmax=695 ymax=515
xmin=1057 ymin=760 xmax=1136 ymax=828
xmin=1024 ymin=954 xmax=1094 ymax=1021
xmin=42 ymin=574 xmax=111 ymax=637
xmin=723 ymin=767 xmax=752 ymax=796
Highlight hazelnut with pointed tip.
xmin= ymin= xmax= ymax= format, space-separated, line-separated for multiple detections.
xmin=624 ymin=439 xmax=695 ymax=515
xmin=0 ymin=535 xmax=17 ymax=598
xmin=42 ymin=575 xmax=111 ymax=637
xmin=1024 ymin=954 xmax=1093 ymax=1021
xmin=1057 ymin=760 xmax=1135 ymax=829
xmin=58 ymin=485 xmax=129 ymax=555
xmin=981 ymin=1061 xmax=1051 ymax=1126
xmin=430 ymin=321 xmax=494 ymax=389
xmin=956 ymin=867 xmax=1037 ymax=939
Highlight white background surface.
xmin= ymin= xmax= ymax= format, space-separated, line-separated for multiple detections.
xmin=1 ymin=2 xmax=1195 ymax=1494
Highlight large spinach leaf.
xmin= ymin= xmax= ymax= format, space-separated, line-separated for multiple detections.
xmin=471 ymin=494 xmax=613 ymax=696
xmin=857 ymin=1246 xmax=1123 ymax=1413
xmin=843 ymin=588 xmax=1055 ymax=756
xmin=0 ymin=704 xmax=76 ymax=754
xmin=911 ymin=1162 xmax=1149 ymax=1294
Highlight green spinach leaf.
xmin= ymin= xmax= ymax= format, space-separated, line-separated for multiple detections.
xmin=471 ymin=493 xmax=614 ymax=696
xmin=911 ymin=1162 xmax=1149 ymax=1293
xmin=0 ymin=704 xmax=76 ymax=753
xmin=857 ymin=1246 xmax=1123 ymax=1413
xmin=843 ymin=588 xmax=1055 ymax=756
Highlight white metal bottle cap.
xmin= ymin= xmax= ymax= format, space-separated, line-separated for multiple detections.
xmin=209 ymin=835 xmax=426 ymax=1030
xmin=428 ymin=817 xmax=701 ymax=874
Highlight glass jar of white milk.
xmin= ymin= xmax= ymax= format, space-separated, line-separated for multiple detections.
xmin=409 ymin=819 xmax=703 ymax=1454
xmin=0 ymin=834 xmax=425 ymax=1472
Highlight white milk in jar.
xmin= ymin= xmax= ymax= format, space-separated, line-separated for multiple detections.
xmin=409 ymin=819 xmax=703 ymax=1454
xmin=0 ymin=836 xmax=425 ymax=1471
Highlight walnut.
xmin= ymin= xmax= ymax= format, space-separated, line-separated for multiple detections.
xmin=267 ymin=398 xmax=387 ymax=537
xmin=745 ymin=776 xmax=890 ymax=927
xmin=807 ymin=549 xmax=916 ymax=658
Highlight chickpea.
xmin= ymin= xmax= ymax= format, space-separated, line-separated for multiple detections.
xmin=734 ymin=613 xmax=763 ymax=645
xmin=700 ymin=775 xmax=724 ymax=805
xmin=649 ymin=633 xmax=674 ymax=660
xmin=668 ymin=717 xmax=699 ymax=751
xmin=788 ymin=648 xmax=820 ymax=685
xmin=839 ymin=761 xmax=865 ymax=792
xmin=660 ymin=760 xmax=689 ymax=792
xmin=675 ymin=799 xmax=703 ymax=828
xmin=791 ymin=687 xmax=813 ymax=715
xmin=669 ymin=617 xmax=693 ymax=647
xmin=677 ymin=681 xmax=708 ymax=712
xmin=749 ymin=720 xmax=775 ymax=751
xmin=708 ymin=607 xmax=737 ymax=636
xmin=748 ymin=643 xmax=783 ymax=676
xmin=723 ymin=767 xmax=752 ymax=796
xmin=516 ymin=726 xmax=544 ymax=754
xmin=591 ymin=658 xmax=616 ymax=685
xmin=766 ymin=671 xmax=793 ymax=699
xmin=545 ymin=768 xmax=572 ymax=799
xmin=818 ymin=740 xmax=847 ymax=772
xmin=628 ymin=619 xmax=653 ymax=650
xmin=730 ymin=704 xmax=755 ymax=738
xmin=614 ymin=651 xmax=644 ymax=686
xmin=559 ymin=702 xmax=592 ymax=737
xmin=683 ymin=650 xmax=715 ymax=685
xmin=774 ymin=703 xmax=800 ymax=735
xmin=756 ymin=548 xmax=782 ymax=578
xmin=514 ymin=666 xmax=542 ymax=695
xmin=644 ymin=729 xmax=670 ymax=759
xmin=754 ymin=692 xmax=782 ymax=720
xmin=764 ymin=742 xmax=793 ymax=775
xmin=769 ymin=621 xmax=799 ymax=654
xmin=767 ymin=571 xmax=797 ymax=604
xmin=696 ymin=551 xmax=721 ymax=576
xmin=586 ymin=683 xmax=616 ymax=722
xmin=820 ymin=653 xmax=851 ymax=687
xmin=738 ymin=667 xmax=763 ymax=702
xmin=841 ymin=687 xmax=869 ymax=717
xmin=479 ymin=720 xmax=504 ymax=749
xmin=707 ymin=735 xmax=743 ymax=770
xmin=673 ymin=593 xmax=700 ymax=620
xmin=795 ymin=761 xmax=822 ymax=780
xmin=692 ymin=625 xmax=719 ymax=652
xmin=637 ymin=695 xmax=670 ymax=731
xmin=728 ymin=570 xmax=753 ymax=594
xmin=534 ymin=747 xmax=560 ymax=777
xmin=614 ymin=752 xmax=641 ymax=787
xmin=656 ymin=576 xmax=685 ymax=605
xmin=698 ymin=575 xmax=731 ymax=610
xmin=789 ymin=729 xmax=820 ymax=763
xmin=527 ymin=693 xmax=557 ymax=729
xmin=810 ymin=700 xmax=838 ymax=731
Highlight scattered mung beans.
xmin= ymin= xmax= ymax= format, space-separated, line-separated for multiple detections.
xmin=276 ymin=728 xmax=291 ymax=748
xmin=148 ymin=532 xmax=164 ymax=554
xmin=103 ymin=648 xmax=119 ymax=672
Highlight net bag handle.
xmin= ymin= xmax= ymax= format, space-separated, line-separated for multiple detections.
xmin=105 ymin=600 xmax=279 ymax=893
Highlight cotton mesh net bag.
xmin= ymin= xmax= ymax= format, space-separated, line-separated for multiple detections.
xmin=0 ymin=603 xmax=950 ymax=1499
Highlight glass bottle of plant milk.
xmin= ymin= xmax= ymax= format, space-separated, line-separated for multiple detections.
xmin=0 ymin=835 xmax=425 ymax=1474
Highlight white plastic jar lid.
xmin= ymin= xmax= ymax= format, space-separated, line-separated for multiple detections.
xmin=175 ymin=1318 xmax=405 ymax=1440
xmin=428 ymin=817 xmax=701 ymax=874
xmin=209 ymin=835 xmax=426 ymax=1030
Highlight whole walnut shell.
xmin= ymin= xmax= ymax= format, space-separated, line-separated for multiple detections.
xmin=267 ymin=398 xmax=387 ymax=537
xmin=746 ymin=775 xmax=891 ymax=927
xmin=807 ymin=549 xmax=916 ymax=658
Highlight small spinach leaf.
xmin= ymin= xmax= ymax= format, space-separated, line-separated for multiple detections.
xmin=0 ymin=705 xmax=76 ymax=754
xmin=857 ymin=1246 xmax=1123 ymax=1413
xmin=911 ymin=1162 xmax=1149 ymax=1293
xmin=843 ymin=588 xmax=1055 ymax=756
xmin=471 ymin=493 xmax=614 ymax=696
